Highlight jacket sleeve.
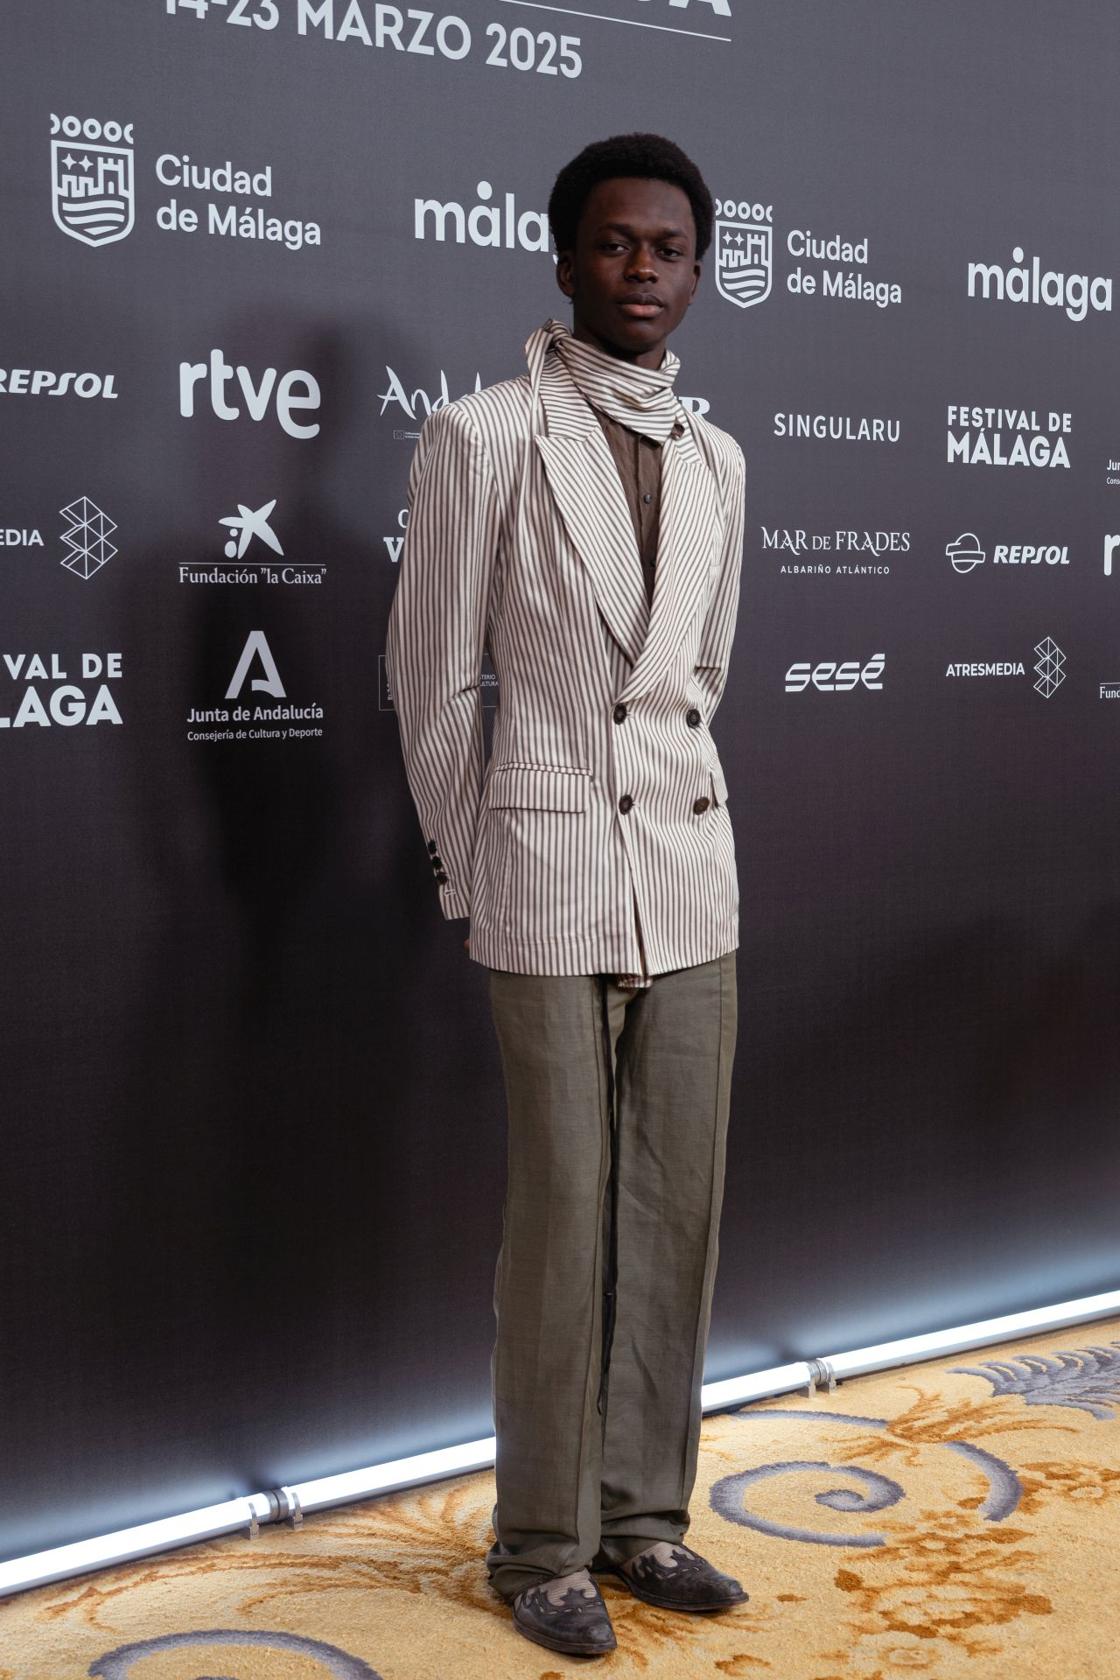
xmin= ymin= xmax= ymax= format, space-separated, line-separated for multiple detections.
xmin=385 ymin=401 xmax=501 ymax=922
xmin=693 ymin=437 xmax=746 ymax=724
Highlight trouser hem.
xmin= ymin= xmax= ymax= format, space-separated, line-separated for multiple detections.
xmin=486 ymin=1561 xmax=585 ymax=1604
xmin=487 ymin=1524 xmax=689 ymax=1600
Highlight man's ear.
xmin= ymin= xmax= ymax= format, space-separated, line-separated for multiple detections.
xmin=689 ymin=261 xmax=702 ymax=302
xmin=555 ymin=250 xmax=575 ymax=298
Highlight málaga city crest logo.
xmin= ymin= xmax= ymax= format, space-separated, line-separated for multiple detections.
xmin=714 ymin=196 xmax=773 ymax=309
xmin=50 ymin=113 xmax=135 ymax=248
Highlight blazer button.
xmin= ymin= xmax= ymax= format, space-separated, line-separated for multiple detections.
xmin=686 ymin=707 xmax=701 ymax=727
xmin=692 ymin=796 xmax=710 ymax=814
xmin=430 ymin=856 xmax=444 ymax=870
xmin=435 ymin=870 xmax=449 ymax=884
xmin=618 ymin=794 xmax=634 ymax=814
xmin=427 ymin=839 xmax=438 ymax=853
xmin=613 ymin=702 xmax=628 ymax=723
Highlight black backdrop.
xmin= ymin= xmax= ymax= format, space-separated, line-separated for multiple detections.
xmin=3 ymin=0 xmax=1119 ymax=1565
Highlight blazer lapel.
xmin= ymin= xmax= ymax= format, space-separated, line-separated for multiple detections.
xmin=618 ymin=416 xmax=719 ymax=705
xmin=533 ymin=359 xmax=650 ymax=667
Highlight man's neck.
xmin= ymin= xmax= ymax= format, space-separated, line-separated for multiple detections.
xmin=571 ymin=321 xmax=668 ymax=371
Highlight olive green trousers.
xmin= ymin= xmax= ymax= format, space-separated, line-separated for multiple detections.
xmin=483 ymin=949 xmax=738 ymax=1602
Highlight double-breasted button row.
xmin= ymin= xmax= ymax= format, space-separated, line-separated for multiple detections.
xmin=614 ymin=702 xmax=702 ymax=727
xmin=619 ymin=792 xmax=711 ymax=816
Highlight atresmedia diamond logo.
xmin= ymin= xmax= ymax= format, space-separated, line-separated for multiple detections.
xmin=60 ymin=497 xmax=117 ymax=580
xmin=1033 ymin=637 xmax=1066 ymax=698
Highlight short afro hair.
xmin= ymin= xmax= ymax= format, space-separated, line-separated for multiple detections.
xmin=548 ymin=133 xmax=714 ymax=261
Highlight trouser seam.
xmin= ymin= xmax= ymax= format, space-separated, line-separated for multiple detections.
xmin=570 ymin=975 xmax=612 ymax=1553
xmin=676 ymin=953 xmax=727 ymax=1515
xmin=597 ymin=975 xmax=622 ymax=1415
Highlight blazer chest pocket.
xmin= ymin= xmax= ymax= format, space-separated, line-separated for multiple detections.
xmin=485 ymin=763 xmax=592 ymax=812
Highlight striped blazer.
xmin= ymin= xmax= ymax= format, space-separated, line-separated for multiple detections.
xmin=385 ymin=329 xmax=745 ymax=978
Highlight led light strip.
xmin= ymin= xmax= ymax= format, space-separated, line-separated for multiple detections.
xmin=2 ymin=1287 xmax=1116 ymax=1600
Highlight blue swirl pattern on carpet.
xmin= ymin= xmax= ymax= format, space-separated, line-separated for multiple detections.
xmin=90 ymin=1629 xmax=382 ymax=1679
xmin=709 ymin=1404 xmax=1023 ymax=1543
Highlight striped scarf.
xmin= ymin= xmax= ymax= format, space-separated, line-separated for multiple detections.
xmin=541 ymin=317 xmax=683 ymax=442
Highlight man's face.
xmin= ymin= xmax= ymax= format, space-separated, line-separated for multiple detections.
xmin=555 ymin=176 xmax=701 ymax=368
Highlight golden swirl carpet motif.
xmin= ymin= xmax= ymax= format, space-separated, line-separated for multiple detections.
xmin=3 ymin=1319 xmax=1118 ymax=1679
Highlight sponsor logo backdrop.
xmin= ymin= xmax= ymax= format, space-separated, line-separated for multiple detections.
xmin=2 ymin=0 xmax=1118 ymax=1560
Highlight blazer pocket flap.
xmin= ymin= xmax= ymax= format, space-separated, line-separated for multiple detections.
xmin=710 ymin=761 xmax=729 ymax=805
xmin=486 ymin=764 xmax=591 ymax=812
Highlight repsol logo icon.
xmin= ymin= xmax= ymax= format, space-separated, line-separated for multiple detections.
xmin=946 ymin=534 xmax=1070 ymax=571
xmin=993 ymin=544 xmax=1068 ymax=566
xmin=0 ymin=368 xmax=117 ymax=399
xmin=784 ymin=654 xmax=885 ymax=693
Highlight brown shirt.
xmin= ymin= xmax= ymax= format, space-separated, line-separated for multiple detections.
xmin=592 ymin=408 xmax=685 ymax=988
xmin=593 ymin=409 xmax=678 ymax=606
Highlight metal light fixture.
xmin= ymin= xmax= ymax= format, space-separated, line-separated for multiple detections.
xmin=2 ymin=1287 xmax=1117 ymax=1600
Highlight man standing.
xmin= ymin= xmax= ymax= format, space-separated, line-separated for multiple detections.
xmin=386 ymin=134 xmax=747 ymax=1658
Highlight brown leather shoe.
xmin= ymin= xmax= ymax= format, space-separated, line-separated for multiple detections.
xmin=512 ymin=1573 xmax=618 ymax=1656
xmin=596 ymin=1541 xmax=748 ymax=1613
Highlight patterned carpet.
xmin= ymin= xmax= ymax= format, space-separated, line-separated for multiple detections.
xmin=4 ymin=1318 xmax=1118 ymax=1680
